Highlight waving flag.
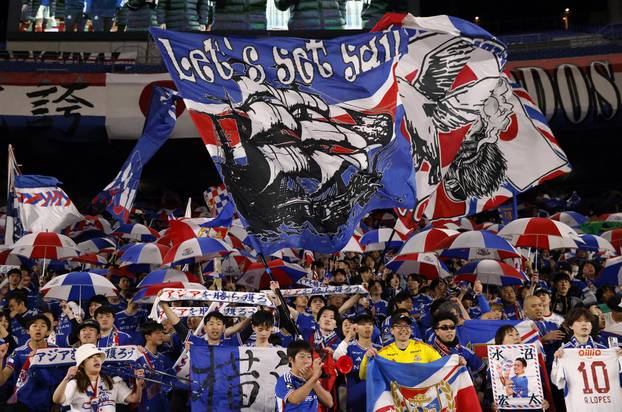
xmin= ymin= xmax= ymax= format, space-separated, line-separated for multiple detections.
xmin=204 ymin=183 xmax=231 ymax=218
xmin=189 ymin=337 xmax=289 ymax=412
xmin=151 ymin=27 xmax=417 ymax=254
xmin=5 ymin=144 xmax=21 ymax=245
xmin=373 ymin=14 xmax=570 ymax=221
xmin=461 ymin=319 xmax=539 ymax=358
xmin=15 ymin=175 xmax=83 ymax=233
xmin=366 ymin=355 xmax=481 ymax=412
xmin=93 ymin=86 xmax=181 ymax=223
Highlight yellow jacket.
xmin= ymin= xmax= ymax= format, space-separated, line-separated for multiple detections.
xmin=359 ymin=339 xmax=441 ymax=380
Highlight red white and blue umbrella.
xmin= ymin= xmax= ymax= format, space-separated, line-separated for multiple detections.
xmin=498 ymin=217 xmax=582 ymax=249
xmin=163 ymin=237 xmax=233 ymax=266
xmin=238 ymin=259 xmax=308 ymax=290
xmin=399 ymin=229 xmax=459 ymax=254
xmin=137 ymin=269 xmax=199 ymax=287
xmin=41 ymin=271 xmax=117 ymax=301
xmin=0 ymin=247 xmax=32 ymax=266
xmin=360 ymin=228 xmax=405 ymax=249
xmin=67 ymin=215 xmax=113 ymax=235
xmin=433 ymin=230 xmax=521 ymax=260
xmin=385 ymin=253 xmax=450 ymax=279
xmin=480 ymin=222 xmax=503 ymax=234
xmin=577 ymin=234 xmax=617 ymax=254
xmin=601 ymin=229 xmax=622 ymax=251
xmin=132 ymin=282 xmax=206 ymax=304
xmin=118 ymin=243 xmax=170 ymax=266
xmin=70 ymin=253 xmax=108 ymax=266
xmin=113 ymin=223 xmax=160 ymax=242
xmin=454 ymin=260 xmax=528 ymax=286
xmin=77 ymin=237 xmax=116 ymax=255
xmin=204 ymin=253 xmax=256 ymax=279
xmin=594 ymin=257 xmax=622 ymax=286
xmin=600 ymin=213 xmax=622 ymax=223
xmin=11 ymin=232 xmax=79 ymax=260
xmin=550 ymin=211 xmax=588 ymax=229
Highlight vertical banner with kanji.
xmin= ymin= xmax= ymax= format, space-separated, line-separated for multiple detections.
xmin=488 ymin=344 xmax=544 ymax=409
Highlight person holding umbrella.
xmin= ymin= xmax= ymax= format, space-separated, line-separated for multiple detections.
xmin=52 ymin=343 xmax=145 ymax=410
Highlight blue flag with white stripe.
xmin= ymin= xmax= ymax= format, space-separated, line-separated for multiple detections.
xmin=93 ymin=86 xmax=181 ymax=223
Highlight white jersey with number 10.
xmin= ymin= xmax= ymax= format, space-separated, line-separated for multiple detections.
xmin=551 ymin=348 xmax=622 ymax=412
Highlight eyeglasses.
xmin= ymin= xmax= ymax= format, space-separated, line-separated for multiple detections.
xmin=436 ymin=325 xmax=456 ymax=331
xmin=392 ymin=324 xmax=411 ymax=330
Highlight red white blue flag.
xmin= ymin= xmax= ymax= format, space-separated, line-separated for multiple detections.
xmin=373 ymin=14 xmax=571 ymax=221
xmin=365 ymin=355 xmax=481 ymax=412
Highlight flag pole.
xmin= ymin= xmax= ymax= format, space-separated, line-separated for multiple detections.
xmin=258 ymin=253 xmax=301 ymax=339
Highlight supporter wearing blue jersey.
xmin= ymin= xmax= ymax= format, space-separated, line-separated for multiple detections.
xmin=0 ymin=315 xmax=56 ymax=405
xmin=333 ymin=313 xmax=382 ymax=412
xmin=6 ymin=291 xmax=39 ymax=347
xmin=138 ymin=321 xmax=175 ymax=412
xmin=275 ymin=340 xmax=333 ymax=412
xmin=95 ymin=306 xmax=134 ymax=347
xmin=159 ymin=302 xmax=250 ymax=347
xmin=499 ymin=285 xmax=524 ymax=320
xmin=115 ymin=301 xmax=148 ymax=343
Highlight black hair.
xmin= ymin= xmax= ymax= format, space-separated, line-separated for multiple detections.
xmin=495 ymin=325 xmax=519 ymax=345
xmin=564 ymin=307 xmax=596 ymax=328
xmin=204 ymin=311 xmax=226 ymax=323
xmin=28 ymin=314 xmax=52 ymax=331
xmin=88 ymin=295 xmax=109 ymax=306
xmin=6 ymin=291 xmax=28 ymax=307
xmin=333 ymin=269 xmax=347 ymax=278
xmin=317 ymin=305 xmax=340 ymax=327
xmin=432 ymin=311 xmax=459 ymax=330
xmin=141 ymin=320 xmax=164 ymax=339
xmin=553 ymin=272 xmax=571 ymax=283
xmin=6 ymin=268 xmax=21 ymax=277
xmin=251 ymin=310 xmax=274 ymax=328
xmin=354 ymin=312 xmax=374 ymax=324
xmin=606 ymin=295 xmax=622 ymax=313
xmin=94 ymin=306 xmax=116 ymax=318
xmin=596 ymin=286 xmax=615 ymax=303
xmin=41 ymin=309 xmax=59 ymax=321
xmin=358 ymin=266 xmax=371 ymax=275
xmin=515 ymin=357 xmax=527 ymax=367
xmin=287 ymin=339 xmax=313 ymax=361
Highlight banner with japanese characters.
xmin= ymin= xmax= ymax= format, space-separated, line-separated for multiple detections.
xmin=488 ymin=344 xmax=544 ymax=409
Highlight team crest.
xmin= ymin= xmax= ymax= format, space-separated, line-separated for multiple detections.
xmin=390 ymin=380 xmax=456 ymax=412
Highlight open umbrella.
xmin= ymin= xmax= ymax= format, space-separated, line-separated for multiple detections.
xmin=399 ymin=228 xmax=459 ymax=254
xmin=601 ymin=229 xmax=622 ymax=252
xmin=163 ymin=237 xmax=233 ymax=266
xmin=118 ymin=243 xmax=170 ymax=266
xmin=594 ymin=257 xmax=622 ymax=286
xmin=498 ymin=217 xmax=582 ymax=249
xmin=70 ymin=253 xmax=108 ymax=266
xmin=113 ymin=223 xmax=160 ymax=242
xmin=237 ymin=259 xmax=307 ymax=290
xmin=577 ymin=234 xmax=617 ymax=254
xmin=359 ymin=228 xmax=405 ymax=249
xmin=77 ymin=237 xmax=116 ymax=255
xmin=0 ymin=247 xmax=31 ymax=266
xmin=385 ymin=253 xmax=450 ymax=279
xmin=137 ymin=269 xmax=199 ymax=288
xmin=550 ymin=211 xmax=588 ymax=229
xmin=340 ymin=236 xmax=364 ymax=254
xmin=11 ymin=232 xmax=79 ymax=260
xmin=433 ymin=230 xmax=521 ymax=260
xmin=132 ymin=282 xmax=207 ymax=304
xmin=41 ymin=271 xmax=117 ymax=304
xmin=454 ymin=260 xmax=528 ymax=286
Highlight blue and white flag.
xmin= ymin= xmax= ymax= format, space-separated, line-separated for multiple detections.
xmin=4 ymin=144 xmax=21 ymax=244
xmin=366 ymin=355 xmax=481 ymax=412
xmin=461 ymin=319 xmax=539 ymax=358
xmin=151 ymin=28 xmax=417 ymax=254
xmin=93 ymin=86 xmax=181 ymax=223
xmin=15 ymin=175 xmax=83 ymax=233
xmin=189 ymin=337 xmax=289 ymax=412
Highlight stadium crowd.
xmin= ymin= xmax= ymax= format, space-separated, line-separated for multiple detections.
xmin=0 ymin=189 xmax=622 ymax=411
xmin=18 ymin=0 xmax=408 ymax=32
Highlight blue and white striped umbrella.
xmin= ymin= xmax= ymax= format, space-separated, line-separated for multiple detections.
xmin=551 ymin=211 xmax=588 ymax=230
xmin=77 ymin=237 xmax=116 ymax=255
xmin=360 ymin=228 xmax=404 ymax=251
xmin=577 ymin=234 xmax=617 ymax=254
xmin=137 ymin=269 xmax=198 ymax=287
xmin=118 ymin=243 xmax=170 ymax=266
xmin=433 ymin=230 xmax=521 ymax=260
xmin=113 ymin=223 xmax=160 ymax=242
xmin=163 ymin=237 xmax=233 ymax=266
xmin=595 ymin=257 xmax=622 ymax=286
xmin=41 ymin=271 xmax=117 ymax=301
